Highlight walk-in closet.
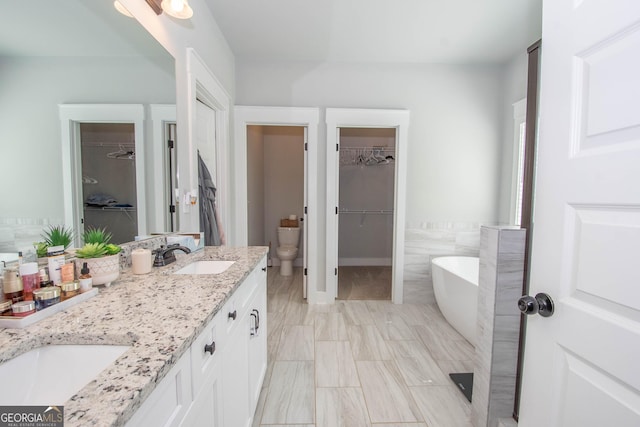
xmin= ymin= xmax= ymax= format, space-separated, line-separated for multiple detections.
xmin=80 ymin=123 xmax=138 ymax=244
xmin=338 ymin=127 xmax=395 ymax=300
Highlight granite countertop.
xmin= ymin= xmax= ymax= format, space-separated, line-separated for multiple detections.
xmin=0 ymin=246 xmax=268 ymax=426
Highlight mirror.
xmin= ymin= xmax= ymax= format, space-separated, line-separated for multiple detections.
xmin=0 ymin=0 xmax=176 ymax=254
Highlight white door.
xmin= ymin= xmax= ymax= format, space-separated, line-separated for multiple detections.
xmin=519 ymin=1 xmax=640 ymax=426
xmin=303 ymin=126 xmax=309 ymax=299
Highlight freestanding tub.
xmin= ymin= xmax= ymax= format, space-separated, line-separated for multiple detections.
xmin=431 ymin=256 xmax=479 ymax=346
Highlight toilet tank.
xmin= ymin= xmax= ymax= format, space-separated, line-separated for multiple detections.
xmin=277 ymin=227 xmax=300 ymax=246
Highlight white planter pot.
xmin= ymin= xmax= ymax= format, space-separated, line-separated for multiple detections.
xmin=75 ymin=254 xmax=120 ymax=286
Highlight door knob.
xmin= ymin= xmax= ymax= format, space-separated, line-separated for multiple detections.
xmin=518 ymin=293 xmax=554 ymax=317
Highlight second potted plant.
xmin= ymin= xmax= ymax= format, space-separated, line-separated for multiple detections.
xmin=74 ymin=227 xmax=122 ymax=286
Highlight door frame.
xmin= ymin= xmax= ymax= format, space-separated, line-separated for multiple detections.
xmin=149 ymin=104 xmax=176 ymax=233
xmin=326 ymin=108 xmax=410 ymax=304
xmin=233 ymin=106 xmax=321 ymax=303
xmin=59 ymin=104 xmax=146 ymax=247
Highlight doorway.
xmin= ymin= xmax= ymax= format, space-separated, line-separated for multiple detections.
xmin=79 ymin=123 xmax=138 ymax=244
xmin=337 ymin=128 xmax=396 ymax=300
xmin=326 ymin=108 xmax=410 ymax=304
xmin=246 ymin=125 xmax=308 ymax=296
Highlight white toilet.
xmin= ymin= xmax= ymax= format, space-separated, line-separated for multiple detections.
xmin=276 ymin=227 xmax=300 ymax=276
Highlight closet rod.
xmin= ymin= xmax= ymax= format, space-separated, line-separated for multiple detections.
xmin=339 ymin=209 xmax=393 ymax=214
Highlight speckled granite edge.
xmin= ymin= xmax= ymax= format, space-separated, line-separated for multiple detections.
xmin=0 ymin=246 xmax=268 ymax=426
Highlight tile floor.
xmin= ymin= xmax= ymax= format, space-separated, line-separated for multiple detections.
xmin=337 ymin=266 xmax=392 ymax=300
xmin=253 ymin=267 xmax=474 ymax=427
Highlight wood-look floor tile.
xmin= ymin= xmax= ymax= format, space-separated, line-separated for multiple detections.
xmin=389 ymin=340 xmax=450 ymax=386
xmin=348 ymin=325 xmax=392 ymax=361
xmin=416 ymin=332 xmax=475 ymax=362
xmin=276 ymin=325 xmax=314 ymax=360
xmin=316 ymin=387 xmax=371 ymax=427
xmin=435 ymin=359 xmax=475 ymax=376
xmin=284 ymin=300 xmax=315 ymax=325
xmin=356 ymin=360 xmax=423 ymax=423
xmin=410 ymin=385 xmax=472 ymax=427
xmin=315 ymin=312 xmax=349 ymax=341
xmin=390 ymin=303 xmax=430 ymax=326
xmin=374 ymin=312 xmax=418 ymax=341
xmin=252 ymin=385 xmax=267 ymax=427
xmin=262 ymin=361 xmax=315 ymax=424
xmin=371 ymin=423 xmax=428 ymax=427
xmin=316 ymin=341 xmax=359 ymax=387
xmin=338 ymin=300 xmax=375 ymax=325
xmin=268 ymin=311 xmax=284 ymax=358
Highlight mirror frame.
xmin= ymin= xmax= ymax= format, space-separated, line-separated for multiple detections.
xmin=59 ymin=104 xmax=146 ymax=246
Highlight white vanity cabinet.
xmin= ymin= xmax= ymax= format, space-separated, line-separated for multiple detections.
xmin=126 ymin=255 xmax=267 ymax=427
xmin=221 ymin=256 xmax=267 ymax=427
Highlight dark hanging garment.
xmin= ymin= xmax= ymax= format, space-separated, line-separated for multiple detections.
xmin=198 ymin=151 xmax=222 ymax=246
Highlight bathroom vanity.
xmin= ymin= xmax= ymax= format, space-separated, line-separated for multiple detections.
xmin=0 ymin=246 xmax=268 ymax=426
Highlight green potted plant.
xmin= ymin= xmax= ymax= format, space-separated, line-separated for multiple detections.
xmin=74 ymin=227 xmax=122 ymax=286
xmin=34 ymin=225 xmax=74 ymax=265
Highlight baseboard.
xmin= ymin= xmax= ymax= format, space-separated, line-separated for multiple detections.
xmin=338 ymin=257 xmax=392 ymax=266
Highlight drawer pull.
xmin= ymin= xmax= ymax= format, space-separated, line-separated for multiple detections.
xmin=204 ymin=341 xmax=216 ymax=355
xmin=262 ymin=267 xmax=267 ymax=272
xmin=250 ymin=309 xmax=260 ymax=336
xmin=228 ymin=310 xmax=237 ymax=320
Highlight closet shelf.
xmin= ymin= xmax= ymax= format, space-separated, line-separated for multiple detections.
xmin=85 ymin=206 xmax=136 ymax=212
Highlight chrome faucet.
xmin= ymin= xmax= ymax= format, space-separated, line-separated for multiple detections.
xmin=153 ymin=244 xmax=191 ymax=267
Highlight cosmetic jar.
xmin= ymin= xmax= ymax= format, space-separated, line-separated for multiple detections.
xmin=0 ymin=300 xmax=12 ymax=316
xmin=3 ymin=267 xmax=24 ymax=303
xmin=12 ymin=300 xmax=36 ymax=317
xmin=60 ymin=281 xmax=80 ymax=301
xmin=33 ymin=286 xmax=61 ymax=310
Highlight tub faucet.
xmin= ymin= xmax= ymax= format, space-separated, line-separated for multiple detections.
xmin=153 ymin=244 xmax=191 ymax=267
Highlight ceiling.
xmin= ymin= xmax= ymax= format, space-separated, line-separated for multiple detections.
xmin=0 ymin=0 xmax=168 ymax=58
xmin=204 ymin=0 xmax=542 ymax=64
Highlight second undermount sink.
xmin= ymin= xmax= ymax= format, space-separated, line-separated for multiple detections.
xmin=0 ymin=344 xmax=130 ymax=405
xmin=173 ymin=260 xmax=235 ymax=275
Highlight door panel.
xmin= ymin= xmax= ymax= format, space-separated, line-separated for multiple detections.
xmin=519 ymin=0 xmax=640 ymax=425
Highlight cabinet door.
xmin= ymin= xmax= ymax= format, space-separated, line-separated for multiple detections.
xmin=222 ymin=313 xmax=251 ymax=427
xmin=125 ymin=353 xmax=192 ymax=427
xmin=181 ymin=357 xmax=223 ymax=427
xmin=248 ymin=265 xmax=267 ymax=416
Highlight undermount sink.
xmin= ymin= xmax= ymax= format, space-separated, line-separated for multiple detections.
xmin=0 ymin=344 xmax=130 ymax=405
xmin=173 ymin=260 xmax=235 ymax=275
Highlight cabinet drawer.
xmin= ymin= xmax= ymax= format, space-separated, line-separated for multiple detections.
xmin=190 ymin=311 xmax=223 ymax=394
xmin=221 ymin=259 xmax=264 ymax=337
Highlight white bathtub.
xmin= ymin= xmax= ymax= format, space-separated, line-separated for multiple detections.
xmin=431 ymin=256 xmax=479 ymax=346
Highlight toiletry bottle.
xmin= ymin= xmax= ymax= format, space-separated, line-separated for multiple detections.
xmin=19 ymin=262 xmax=40 ymax=301
xmin=78 ymin=262 xmax=92 ymax=293
xmin=47 ymin=245 xmax=65 ymax=285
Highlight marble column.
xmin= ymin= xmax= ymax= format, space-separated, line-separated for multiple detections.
xmin=472 ymin=226 xmax=525 ymax=427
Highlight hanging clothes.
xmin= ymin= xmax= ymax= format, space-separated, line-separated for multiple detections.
xmin=198 ymin=151 xmax=222 ymax=246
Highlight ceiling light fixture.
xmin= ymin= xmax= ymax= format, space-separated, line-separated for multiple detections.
xmin=161 ymin=0 xmax=193 ymax=19
xmin=113 ymin=0 xmax=134 ymax=18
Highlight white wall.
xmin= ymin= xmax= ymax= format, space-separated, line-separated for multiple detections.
xmin=122 ymin=0 xmax=235 ymax=234
xmin=0 ymin=56 xmax=174 ymax=252
xmin=235 ymin=60 xmax=504 ymax=300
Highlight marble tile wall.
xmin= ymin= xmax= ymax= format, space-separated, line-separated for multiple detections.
xmin=403 ymin=221 xmax=486 ymax=305
xmin=472 ymin=226 xmax=525 ymax=427
xmin=0 ymin=217 xmax=63 ymax=254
